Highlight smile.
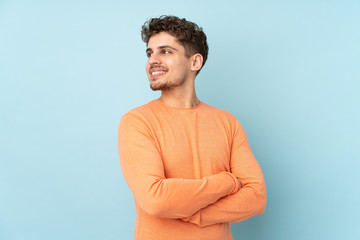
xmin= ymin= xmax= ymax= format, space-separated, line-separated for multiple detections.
xmin=150 ymin=68 xmax=168 ymax=78
xmin=151 ymin=71 xmax=166 ymax=76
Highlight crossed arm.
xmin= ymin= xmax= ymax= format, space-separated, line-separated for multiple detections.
xmin=118 ymin=112 xmax=266 ymax=224
xmin=118 ymin=113 xmax=241 ymax=218
xmin=181 ymin=120 xmax=266 ymax=227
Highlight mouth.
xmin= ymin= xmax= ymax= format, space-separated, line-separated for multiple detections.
xmin=149 ymin=67 xmax=168 ymax=78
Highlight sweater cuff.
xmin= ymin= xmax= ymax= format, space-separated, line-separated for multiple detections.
xmin=224 ymin=172 xmax=240 ymax=195
xmin=182 ymin=210 xmax=201 ymax=225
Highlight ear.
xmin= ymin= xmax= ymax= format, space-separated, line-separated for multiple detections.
xmin=190 ymin=53 xmax=203 ymax=72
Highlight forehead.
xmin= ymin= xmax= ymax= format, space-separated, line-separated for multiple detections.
xmin=147 ymin=32 xmax=184 ymax=50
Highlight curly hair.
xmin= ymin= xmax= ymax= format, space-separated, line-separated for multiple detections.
xmin=141 ymin=15 xmax=209 ymax=75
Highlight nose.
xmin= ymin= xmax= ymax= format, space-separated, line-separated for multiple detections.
xmin=148 ymin=52 xmax=161 ymax=65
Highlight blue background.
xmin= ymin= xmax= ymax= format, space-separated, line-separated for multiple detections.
xmin=1 ymin=0 xmax=359 ymax=239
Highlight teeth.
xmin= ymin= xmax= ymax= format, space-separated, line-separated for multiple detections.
xmin=151 ymin=71 xmax=166 ymax=75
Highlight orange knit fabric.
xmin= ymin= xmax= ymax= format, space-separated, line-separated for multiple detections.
xmin=118 ymin=100 xmax=266 ymax=240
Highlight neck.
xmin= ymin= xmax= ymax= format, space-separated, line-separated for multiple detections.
xmin=158 ymin=80 xmax=200 ymax=108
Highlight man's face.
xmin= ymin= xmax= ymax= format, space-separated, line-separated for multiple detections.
xmin=145 ymin=32 xmax=193 ymax=91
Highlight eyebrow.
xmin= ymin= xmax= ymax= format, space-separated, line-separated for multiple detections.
xmin=146 ymin=45 xmax=178 ymax=53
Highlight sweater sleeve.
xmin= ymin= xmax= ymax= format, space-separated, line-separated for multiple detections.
xmin=118 ymin=112 xmax=239 ymax=219
xmin=182 ymin=118 xmax=266 ymax=227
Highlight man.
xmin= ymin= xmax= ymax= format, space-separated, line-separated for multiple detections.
xmin=118 ymin=15 xmax=266 ymax=240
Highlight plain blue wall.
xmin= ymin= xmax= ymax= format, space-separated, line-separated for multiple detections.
xmin=1 ymin=0 xmax=359 ymax=239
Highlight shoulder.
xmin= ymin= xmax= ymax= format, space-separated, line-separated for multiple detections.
xmin=119 ymin=100 xmax=163 ymax=135
xmin=120 ymin=100 xmax=157 ymax=121
xmin=201 ymin=102 xmax=238 ymax=122
xmin=200 ymin=102 xmax=244 ymax=137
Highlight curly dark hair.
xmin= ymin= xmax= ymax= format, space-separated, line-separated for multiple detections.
xmin=141 ymin=15 xmax=209 ymax=75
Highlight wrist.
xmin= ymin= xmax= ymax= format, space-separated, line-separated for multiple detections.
xmin=224 ymin=172 xmax=240 ymax=194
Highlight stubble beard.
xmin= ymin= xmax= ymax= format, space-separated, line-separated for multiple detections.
xmin=149 ymin=76 xmax=186 ymax=91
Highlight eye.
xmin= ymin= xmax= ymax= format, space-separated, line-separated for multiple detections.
xmin=161 ymin=50 xmax=170 ymax=55
xmin=146 ymin=52 xmax=152 ymax=58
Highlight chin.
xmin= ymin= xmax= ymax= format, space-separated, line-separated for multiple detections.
xmin=150 ymin=86 xmax=161 ymax=91
xmin=150 ymin=83 xmax=175 ymax=91
xmin=149 ymin=82 xmax=163 ymax=91
xmin=149 ymin=78 xmax=184 ymax=91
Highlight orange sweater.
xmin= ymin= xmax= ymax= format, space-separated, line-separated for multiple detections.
xmin=118 ymin=100 xmax=266 ymax=240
